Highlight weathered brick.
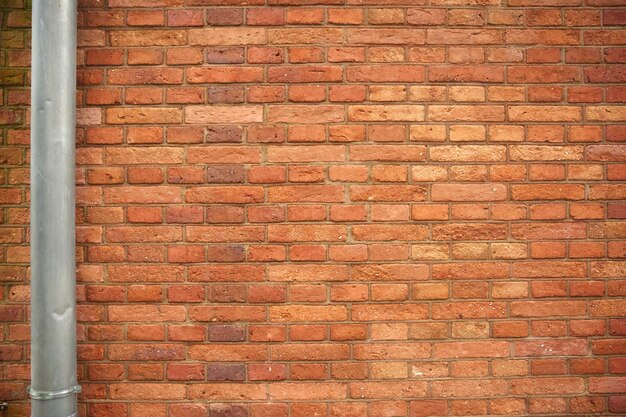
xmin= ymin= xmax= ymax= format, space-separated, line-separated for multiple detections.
xmin=110 ymin=30 xmax=185 ymax=46
xmin=106 ymin=108 xmax=182 ymax=124
xmin=427 ymin=29 xmax=503 ymax=45
xmin=188 ymin=28 xmax=266 ymax=45
xmin=185 ymin=105 xmax=263 ymax=124
xmin=347 ymin=65 xmax=424 ymax=82
xmin=429 ymin=66 xmax=504 ymax=83
xmin=268 ymin=105 xmax=345 ymax=123
xmin=3 ymin=1 xmax=624 ymax=412
xmin=349 ymin=105 xmax=425 ymax=122
xmin=431 ymin=184 xmax=506 ymax=202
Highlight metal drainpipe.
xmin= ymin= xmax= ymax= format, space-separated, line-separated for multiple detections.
xmin=29 ymin=0 xmax=81 ymax=416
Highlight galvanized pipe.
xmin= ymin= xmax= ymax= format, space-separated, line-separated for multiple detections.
xmin=30 ymin=0 xmax=80 ymax=416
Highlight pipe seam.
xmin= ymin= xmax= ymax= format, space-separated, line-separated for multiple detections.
xmin=28 ymin=385 xmax=81 ymax=401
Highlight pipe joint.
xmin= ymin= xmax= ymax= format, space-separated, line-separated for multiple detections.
xmin=28 ymin=385 xmax=81 ymax=401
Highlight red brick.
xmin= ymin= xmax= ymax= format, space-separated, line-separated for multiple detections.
xmin=248 ymin=86 xmax=285 ymax=103
xmin=511 ymin=301 xmax=587 ymax=318
xmin=248 ymin=47 xmax=284 ymax=64
xmin=285 ymin=8 xmax=325 ymax=24
xmin=351 ymin=145 xmax=425 ymax=162
xmin=431 ymin=184 xmax=506 ymax=202
xmin=410 ymin=401 xmax=447 ymax=417
xmin=268 ymin=145 xmax=345 ymax=163
xmin=187 ymin=66 xmax=262 ymax=84
xmin=167 ymin=246 xmax=204 ymax=263
xmin=166 ymin=206 xmax=203 ymax=223
xmin=330 ymin=324 xmax=368 ymax=341
xmin=290 ymin=245 xmax=325 ymax=261
xmin=269 ymin=66 xmax=342 ymax=83
xmin=205 ymin=47 xmax=245 ymax=64
xmin=427 ymin=29 xmax=502 ymax=45
xmin=188 ymin=384 xmax=264 ymax=400
xmin=429 ymin=66 xmax=503 ymax=83
xmin=267 ymin=264 xmax=348 ymax=281
xmin=512 ymin=184 xmax=584 ymax=201
xmin=268 ymin=186 xmax=344 ymax=203
xmin=271 ymin=345 xmax=349 ymax=362
xmin=351 ymin=186 xmax=426 ymax=202
xmin=349 ymin=105 xmax=425 ymax=122
xmin=268 ymin=105 xmax=345 ymax=123
xmin=432 ymin=224 xmax=507 ymax=242
xmin=248 ymin=403 xmax=288 ymax=417
xmin=431 ymin=379 xmax=508 ymax=398
xmin=290 ymin=324 xmax=326 ymax=340
xmin=590 ymin=377 xmax=626 ymax=393
xmin=348 ymin=65 xmax=424 ymax=82
xmin=246 ymin=286 xmax=285 ymax=304
xmin=289 ymin=85 xmax=325 ymax=102
xmin=106 ymin=108 xmax=182 ymax=124
xmin=352 ymin=304 xmax=428 ymax=321
xmin=435 ymin=342 xmax=509 ymax=358
xmin=328 ymin=47 xmax=365 ymax=62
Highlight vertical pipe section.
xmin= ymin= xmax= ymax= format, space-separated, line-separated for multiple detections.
xmin=30 ymin=0 xmax=80 ymax=416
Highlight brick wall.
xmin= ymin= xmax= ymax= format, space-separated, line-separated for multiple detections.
xmin=1 ymin=0 xmax=626 ymax=416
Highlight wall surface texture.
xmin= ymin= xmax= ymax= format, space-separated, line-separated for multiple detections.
xmin=1 ymin=0 xmax=626 ymax=416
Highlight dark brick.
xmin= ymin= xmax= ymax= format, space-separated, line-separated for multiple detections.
xmin=206 ymin=125 xmax=244 ymax=143
xmin=206 ymin=48 xmax=245 ymax=64
xmin=206 ymin=9 xmax=243 ymax=26
xmin=208 ymin=86 xmax=245 ymax=104
xmin=209 ymin=325 xmax=246 ymax=342
xmin=207 ymin=245 xmax=246 ymax=262
xmin=206 ymin=364 xmax=245 ymax=381
xmin=206 ymin=165 xmax=245 ymax=183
